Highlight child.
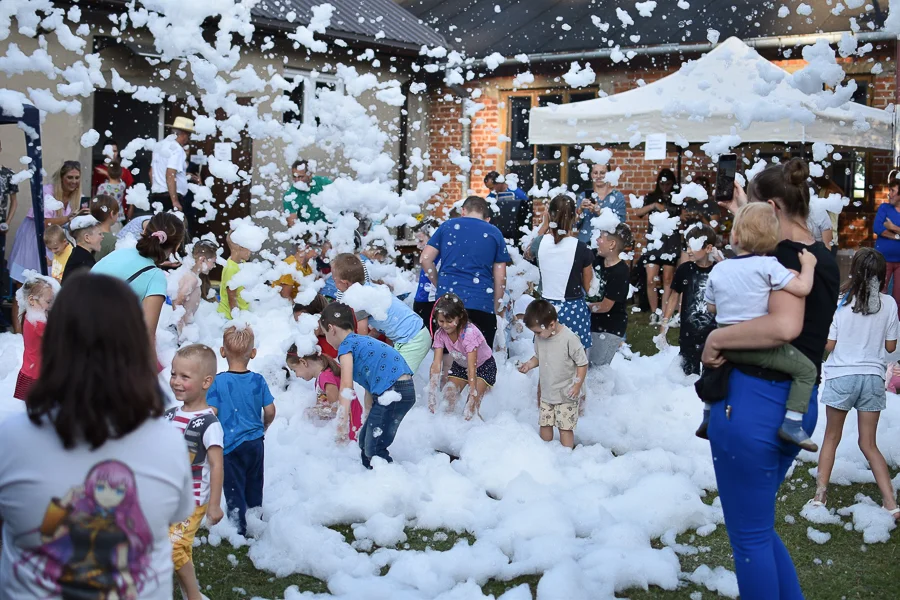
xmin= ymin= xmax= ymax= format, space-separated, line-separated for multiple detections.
xmin=331 ymin=253 xmax=432 ymax=374
xmin=701 ymin=202 xmax=818 ymax=449
xmin=321 ymin=303 xmax=415 ymax=469
xmin=13 ymin=275 xmax=56 ymax=400
xmin=412 ymin=218 xmax=440 ymax=328
xmin=285 ymin=344 xmax=362 ymax=440
xmin=207 ymin=325 xmax=276 ymax=535
xmin=887 ymin=362 xmax=900 ymax=394
xmin=428 ymin=292 xmax=497 ymax=420
xmin=90 ymin=193 xmax=120 ymax=261
xmin=518 ymin=300 xmax=589 ymax=449
xmin=165 ymin=344 xmax=224 ymax=600
xmin=274 ymin=235 xmax=319 ymax=300
xmin=293 ymin=294 xmax=338 ymax=358
xmin=43 ymin=225 xmax=72 ymax=283
xmin=812 ymin=248 xmax=900 ymax=515
xmin=587 ymin=223 xmax=633 ymax=367
xmin=218 ymin=232 xmax=251 ymax=319
xmin=661 ymin=224 xmax=719 ymax=375
xmin=174 ymin=240 xmax=219 ymax=333
xmin=96 ymin=161 xmax=128 ymax=220
xmin=61 ymin=212 xmax=102 ymax=283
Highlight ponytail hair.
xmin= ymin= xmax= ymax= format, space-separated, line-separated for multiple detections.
xmin=285 ymin=343 xmax=341 ymax=377
xmin=136 ymin=213 xmax=185 ymax=264
xmin=840 ymin=247 xmax=886 ymax=316
xmin=547 ymin=194 xmax=577 ymax=244
xmin=748 ymin=158 xmax=811 ymax=220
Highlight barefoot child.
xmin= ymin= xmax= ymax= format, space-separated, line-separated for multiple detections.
xmin=429 ymin=293 xmax=497 ymax=420
xmin=43 ymin=225 xmax=72 ymax=283
xmin=700 ymin=203 xmax=819 ymax=450
xmin=13 ymin=275 xmax=56 ymax=400
xmin=218 ymin=232 xmax=251 ymax=319
xmin=173 ymin=240 xmax=219 ymax=333
xmin=90 ymin=194 xmax=120 ymax=261
xmin=165 ymin=344 xmax=224 ymax=600
xmin=207 ymin=326 xmax=275 ymax=535
xmin=588 ymin=223 xmax=633 ymax=367
xmin=61 ymin=213 xmax=103 ymax=283
xmin=285 ymin=344 xmax=362 ymax=440
xmin=321 ymin=303 xmax=415 ymax=469
xmin=518 ymin=299 xmax=588 ymax=448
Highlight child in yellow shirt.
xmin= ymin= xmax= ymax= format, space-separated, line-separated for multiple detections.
xmin=217 ymin=232 xmax=251 ymax=319
xmin=274 ymin=235 xmax=319 ymax=300
xmin=43 ymin=225 xmax=72 ymax=283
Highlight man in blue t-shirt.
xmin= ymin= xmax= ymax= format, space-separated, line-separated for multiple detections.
xmin=485 ymin=171 xmax=532 ymax=244
xmin=420 ymin=196 xmax=510 ymax=347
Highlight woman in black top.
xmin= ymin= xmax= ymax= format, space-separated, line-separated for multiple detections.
xmin=701 ymin=158 xmax=839 ymax=600
xmin=634 ymin=168 xmax=681 ymax=324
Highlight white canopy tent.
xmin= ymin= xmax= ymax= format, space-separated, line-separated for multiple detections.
xmin=528 ymin=37 xmax=896 ymax=153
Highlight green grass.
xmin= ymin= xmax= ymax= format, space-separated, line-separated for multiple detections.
xmin=191 ymin=314 xmax=898 ymax=599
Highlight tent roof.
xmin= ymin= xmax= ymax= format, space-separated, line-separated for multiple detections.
xmin=528 ymin=37 xmax=895 ymax=151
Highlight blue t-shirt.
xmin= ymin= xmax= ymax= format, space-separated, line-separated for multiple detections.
xmin=337 ymin=333 xmax=413 ymax=395
xmin=874 ymin=203 xmax=900 ymax=262
xmin=576 ymin=190 xmax=627 ymax=245
xmin=427 ymin=217 xmax=511 ymax=314
xmin=361 ymin=285 xmax=424 ymax=344
xmin=414 ymin=254 xmax=440 ymax=303
xmin=92 ymin=247 xmax=166 ymax=301
xmin=206 ymin=371 xmax=274 ymax=455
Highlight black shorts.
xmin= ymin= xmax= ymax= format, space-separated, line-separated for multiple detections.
xmin=644 ymin=234 xmax=681 ymax=267
xmin=449 ymin=356 xmax=497 ymax=387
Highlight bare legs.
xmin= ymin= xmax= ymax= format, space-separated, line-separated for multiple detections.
xmin=644 ymin=263 xmax=675 ymax=318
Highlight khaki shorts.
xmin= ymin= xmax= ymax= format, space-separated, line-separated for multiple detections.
xmin=539 ymin=400 xmax=579 ymax=431
xmin=170 ymin=503 xmax=207 ymax=570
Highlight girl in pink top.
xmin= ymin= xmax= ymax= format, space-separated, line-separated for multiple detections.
xmin=429 ymin=293 xmax=497 ymax=420
xmin=14 ymin=275 xmax=57 ymax=400
xmin=286 ymin=345 xmax=362 ymax=441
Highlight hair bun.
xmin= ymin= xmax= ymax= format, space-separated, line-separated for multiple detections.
xmin=783 ymin=158 xmax=809 ymax=187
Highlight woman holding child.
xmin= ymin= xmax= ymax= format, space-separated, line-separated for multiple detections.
xmin=701 ymin=158 xmax=839 ymax=600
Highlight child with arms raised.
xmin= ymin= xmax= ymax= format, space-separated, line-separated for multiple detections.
xmin=518 ymin=300 xmax=588 ymax=448
xmin=588 ymin=223 xmax=633 ymax=366
xmin=429 ymin=293 xmax=497 ymax=420
xmin=61 ymin=212 xmax=103 ymax=283
xmin=207 ymin=326 xmax=275 ymax=535
xmin=89 ymin=194 xmax=120 ymax=261
xmin=218 ymin=232 xmax=251 ymax=319
xmin=286 ymin=344 xmax=362 ymax=440
xmin=166 ymin=344 xmax=224 ymax=599
xmin=321 ymin=303 xmax=415 ymax=469
xmin=700 ymin=203 xmax=818 ymax=449
xmin=13 ymin=275 xmax=56 ymax=400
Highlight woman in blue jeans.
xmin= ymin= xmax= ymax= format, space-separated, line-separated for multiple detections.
xmin=702 ymin=158 xmax=840 ymax=599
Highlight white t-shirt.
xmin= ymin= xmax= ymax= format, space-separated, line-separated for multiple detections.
xmin=163 ymin=407 xmax=223 ymax=506
xmin=806 ymin=209 xmax=833 ymax=245
xmin=704 ymin=255 xmax=795 ymax=325
xmin=824 ymin=293 xmax=900 ymax=379
xmin=150 ymin=135 xmax=187 ymax=196
xmin=0 ymin=414 xmax=194 ymax=600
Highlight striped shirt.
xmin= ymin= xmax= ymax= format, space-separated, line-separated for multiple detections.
xmin=164 ymin=407 xmax=223 ymax=505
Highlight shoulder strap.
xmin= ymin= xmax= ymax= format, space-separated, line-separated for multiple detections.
xmin=127 ymin=265 xmax=157 ymax=283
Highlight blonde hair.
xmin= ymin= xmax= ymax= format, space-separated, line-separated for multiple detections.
xmin=43 ymin=225 xmax=68 ymax=246
xmin=223 ymin=325 xmax=255 ymax=360
xmin=732 ymin=203 xmax=780 ymax=255
xmin=175 ymin=344 xmax=218 ymax=379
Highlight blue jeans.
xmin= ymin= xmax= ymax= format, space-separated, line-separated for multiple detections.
xmin=223 ymin=437 xmax=265 ymax=535
xmin=360 ymin=379 xmax=416 ymax=468
xmin=708 ymin=369 xmax=818 ymax=600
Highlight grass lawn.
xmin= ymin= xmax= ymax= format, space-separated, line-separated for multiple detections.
xmin=192 ymin=313 xmax=899 ymax=599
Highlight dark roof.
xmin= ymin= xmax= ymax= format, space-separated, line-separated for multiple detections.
xmin=252 ymin=0 xmax=446 ymax=52
xmin=396 ymin=0 xmax=889 ymax=56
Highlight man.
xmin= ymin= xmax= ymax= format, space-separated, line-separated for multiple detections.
xmin=420 ymin=195 xmax=509 ymax=348
xmin=283 ymin=159 xmax=331 ymax=226
xmin=150 ymin=116 xmax=193 ymax=214
xmin=484 ymin=170 xmax=531 ymax=244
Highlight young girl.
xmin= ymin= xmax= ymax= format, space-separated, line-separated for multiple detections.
xmin=292 ymin=294 xmax=338 ymax=358
xmin=172 ymin=240 xmax=219 ymax=335
xmin=429 ymin=293 xmax=497 ymax=420
xmin=813 ymin=248 xmax=900 ymax=518
xmin=13 ymin=275 xmax=57 ymax=400
xmin=285 ymin=344 xmax=362 ymax=441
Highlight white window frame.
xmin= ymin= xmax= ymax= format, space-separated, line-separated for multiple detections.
xmin=283 ymin=69 xmax=344 ymax=124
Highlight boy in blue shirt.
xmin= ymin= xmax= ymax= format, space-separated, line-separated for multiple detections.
xmin=207 ymin=325 xmax=276 ymax=535
xmin=321 ymin=303 xmax=415 ymax=469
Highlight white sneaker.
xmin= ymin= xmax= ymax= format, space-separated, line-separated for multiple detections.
xmin=669 ymin=313 xmax=681 ymax=328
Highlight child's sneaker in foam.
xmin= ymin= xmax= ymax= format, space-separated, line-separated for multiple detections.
xmin=778 ymin=418 xmax=818 ymax=451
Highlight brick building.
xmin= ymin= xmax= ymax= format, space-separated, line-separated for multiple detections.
xmin=400 ymin=0 xmax=896 ymax=251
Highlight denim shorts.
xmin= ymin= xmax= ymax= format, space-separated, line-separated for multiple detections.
xmin=821 ymin=374 xmax=886 ymax=412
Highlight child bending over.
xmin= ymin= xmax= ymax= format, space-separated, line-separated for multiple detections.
xmin=218 ymin=232 xmax=251 ymax=319
xmin=518 ymin=300 xmax=588 ymax=449
xmin=14 ymin=275 xmax=56 ymax=400
xmin=286 ymin=344 xmax=362 ymax=441
xmin=293 ymin=294 xmax=338 ymax=358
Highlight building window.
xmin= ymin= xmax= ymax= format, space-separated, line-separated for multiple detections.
xmin=502 ymin=90 xmax=597 ymax=193
xmin=282 ymin=70 xmax=344 ymax=124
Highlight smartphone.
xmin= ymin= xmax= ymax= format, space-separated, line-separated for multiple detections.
xmin=715 ymin=153 xmax=737 ymax=203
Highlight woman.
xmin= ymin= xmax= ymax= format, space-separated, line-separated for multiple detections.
xmin=873 ymin=175 xmax=900 ymax=318
xmin=528 ymin=195 xmax=594 ymax=350
xmin=0 ymin=273 xmax=194 ymax=599
xmin=91 ymin=139 xmax=134 ymax=194
xmin=575 ymin=162 xmax=627 ymax=245
xmin=634 ymin=168 xmax=681 ymax=325
xmin=702 ymin=158 xmax=840 ymax=599
xmin=92 ymin=213 xmax=185 ymax=358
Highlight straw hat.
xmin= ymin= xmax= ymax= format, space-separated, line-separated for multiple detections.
xmin=166 ymin=116 xmax=195 ymax=133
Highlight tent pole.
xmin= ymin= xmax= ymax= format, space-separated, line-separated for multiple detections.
xmin=676 ymin=146 xmax=683 ymax=186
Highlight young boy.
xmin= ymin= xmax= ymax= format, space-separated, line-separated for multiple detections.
xmin=61 ymin=213 xmax=102 ymax=284
xmin=174 ymin=240 xmax=219 ymax=334
xmin=96 ymin=161 xmax=127 ymax=220
xmin=165 ymin=344 xmax=224 ymax=600
xmin=218 ymin=232 xmax=251 ymax=319
xmin=700 ymin=203 xmax=818 ymax=449
xmin=331 ymin=253 xmax=432 ymax=373
xmin=207 ymin=326 xmax=275 ymax=535
xmin=90 ymin=194 xmax=120 ymax=261
xmin=43 ymin=225 xmax=72 ymax=283
xmin=587 ymin=223 xmax=633 ymax=367
xmin=321 ymin=303 xmax=415 ymax=469
xmin=274 ymin=235 xmax=319 ymax=300
xmin=660 ymin=224 xmax=719 ymax=376
xmin=518 ymin=300 xmax=589 ymax=449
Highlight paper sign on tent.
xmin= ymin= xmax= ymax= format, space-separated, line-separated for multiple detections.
xmin=644 ymin=133 xmax=667 ymax=160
